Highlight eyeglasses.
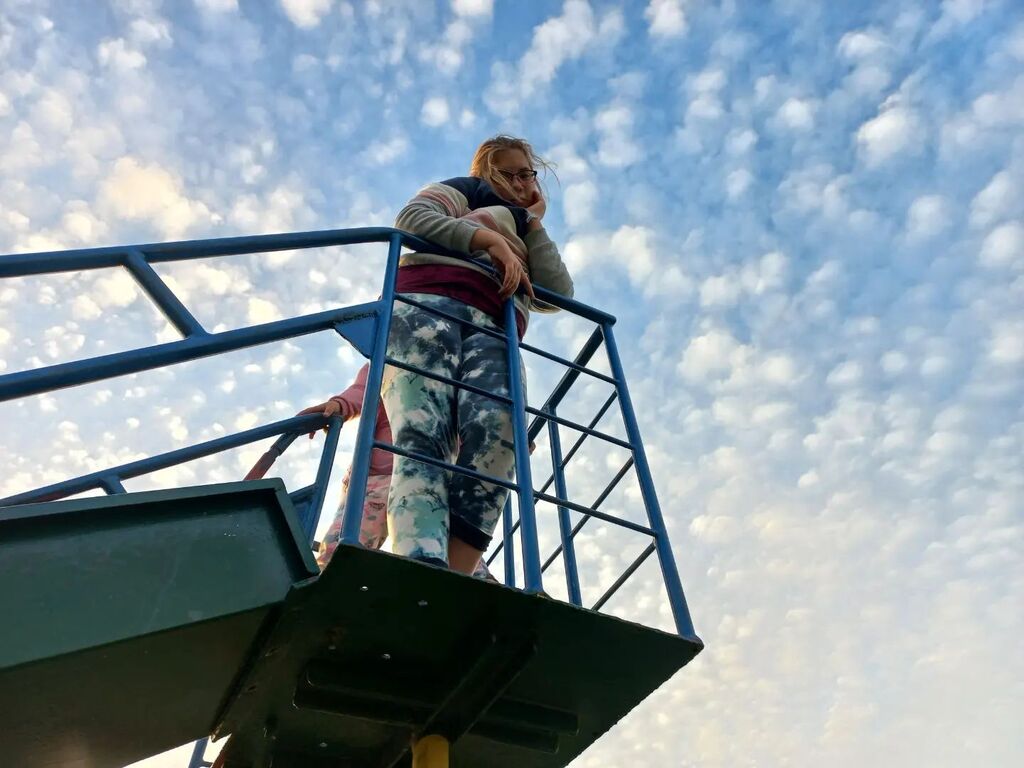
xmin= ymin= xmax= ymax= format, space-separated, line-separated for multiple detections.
xmin=496 ymin=168 xmax=538 ymax=183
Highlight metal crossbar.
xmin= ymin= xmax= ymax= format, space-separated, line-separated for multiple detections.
xmin=0 ymin=413 xmax=331 ymax=507
xmin=516 ymin=341 xmax=616 ymax=385
xmin=490 ymin=394 xmax=621 ymax=563
xmin=532 ymin=491 xmax=655 ymax=537
xmin=592 ymin=543 xmax=657 ymax=611
xmin=384 ymin=357 xmax=631 ymax=453
xmin=397 ymin=292 xmax=614 ymax=386
xmin=537 ymin=393 xmax=618 ymax=495
xmin=373 ymin=441 xmax=519 ymax=493
xmin=493 ymin=456 xmax=638 ymax=570
xmin=541 ymin=457 xmax=636 ymax=573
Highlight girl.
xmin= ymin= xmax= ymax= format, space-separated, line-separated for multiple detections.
xmin=306 ymin=135 xmax=572 ymax=576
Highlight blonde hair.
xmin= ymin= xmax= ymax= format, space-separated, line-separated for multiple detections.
xmin=469 ymin=134 xmax=556 ymax=203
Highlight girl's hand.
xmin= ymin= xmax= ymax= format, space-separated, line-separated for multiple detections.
xmin=526 ymin=188 xmax=546 ymax=229
xmin=487 ymin=239 xmax=536 ymax=300
xmin=296 ymin=398 xmax=351 ymax=438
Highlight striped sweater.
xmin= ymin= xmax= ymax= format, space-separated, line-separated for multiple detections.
xmin=394 ymin=176 xmax=574 ymax=334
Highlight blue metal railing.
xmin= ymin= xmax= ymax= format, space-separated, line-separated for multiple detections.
xmin=0 ymin=226 xmax=697 ymax=644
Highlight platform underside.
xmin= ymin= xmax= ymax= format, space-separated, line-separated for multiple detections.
xmin=215 ymin=543 xmax=703 ymax=768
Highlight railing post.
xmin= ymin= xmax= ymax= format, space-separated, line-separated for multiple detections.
xmin=501 ymin=496 xmax=516 ymax=587
xmin=504 ymin=300 xmax=543 ymax=593
xmin=547 ymin=410 xmax=582 ymax=605
xmin=301 ymin=413 xmax=343 ymax=544
xmin=601 ymin=322 xmax=697 ymax=639
xmin=186 ymin=737 xmax=209 ymax=768
xmin=339 ymin=232 xmax=401 ymax=545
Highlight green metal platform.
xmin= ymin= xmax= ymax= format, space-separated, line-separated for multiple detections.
xmin=0 ymin=482 xmax=702 ymax=768
xmin=0 ymin=480 xmax=319 ymax=768
xmin=212 ymin=543 xmax=703 ymax=768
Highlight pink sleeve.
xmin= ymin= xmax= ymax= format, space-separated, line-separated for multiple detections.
xmin=332 ymin=363 xmax=369 ymax=416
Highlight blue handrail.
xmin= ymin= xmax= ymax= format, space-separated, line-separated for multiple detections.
xmin=0 ymin=226 xmax=697 ymax=642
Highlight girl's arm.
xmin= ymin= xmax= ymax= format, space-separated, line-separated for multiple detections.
xmin=394 ymin=181 xmax=482 ymax=254
xmin=329 ymin=362 xmax=370 ymax=418
xmin=524 ymin=226 xmax=573 ymax=298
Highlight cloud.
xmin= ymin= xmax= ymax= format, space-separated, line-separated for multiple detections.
xmin=979 ymin=221 xmax=1024 ymax=270
xmin=97 ymin=38 xmax=147 ymax=70
xmin=645 ymin=0 xmax=687 ymax=38
xmin=362 ymin=136 xmax=410 ymax=165
xmin=725 ymin=168 xmax=753 ymax=199
xmin=418 ymin=9 xmax=484 ymax=76
xmin=129 ymin=17 xmax=173 ymax=48
xmin=194 ymin=0 xmax=238 ymax=11
xmin=484 ymin=0 xmax=603 ymax=117
xmin=857 ymin=101 xmax=922 ymax=166
xmin=247 ymin=295 xmax=283 ymax=324
xmin=679 ymin=328 xmax=747 ymax=382
xmin=228 ymin=181 xmax=313 ymax=238
xmin=279 ymin=0 xmax=332 ymax=29
xmin=420 ymin=96 xmax=450 ymax=127
xmin=905 ymin=195 xmax=952 ymax=240
xmin=563 ymin=180 xmax=598 ymax=228
xmin=837 ymin=29 xmax=889 ymax=60
xmin=99 ymin=157 xmax=213 ymax=239
xmin=775 ymin=97 xmax=816 ymax=132
xmin=969 ymin=170 xmax=1021 ymax=228
xmin=595 ymin=102 xmax=643 ymax=167
xmin=451 ymin=0 xmax=492 ymax=17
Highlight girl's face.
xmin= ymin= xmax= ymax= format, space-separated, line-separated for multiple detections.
xmin=491 ymin=148 xmax=536 ymax=207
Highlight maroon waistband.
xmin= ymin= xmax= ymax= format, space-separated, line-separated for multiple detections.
xmin=395 ymin=264 xmax=526 ymax=339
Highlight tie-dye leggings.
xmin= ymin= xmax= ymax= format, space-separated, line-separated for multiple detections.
xmin=381 ymin=293 xmax=519 ymax=566
xmin=316 ymin=465 xmax=495 ymax=579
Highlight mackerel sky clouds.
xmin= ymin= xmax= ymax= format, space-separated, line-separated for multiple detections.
xmin=1 ymin=1 xmax=1022 ymax=766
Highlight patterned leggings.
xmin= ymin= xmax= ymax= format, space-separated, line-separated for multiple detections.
xmin=317 ymin=466 xmax=495 ymax=580
xmin=382 ymin=293 xmax=519 ymax=566
xmin=316 ymin=468 xmax=389 ymax=568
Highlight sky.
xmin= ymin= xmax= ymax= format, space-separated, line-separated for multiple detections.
xmin=1 ymin=0 xmax=1022 ymax=766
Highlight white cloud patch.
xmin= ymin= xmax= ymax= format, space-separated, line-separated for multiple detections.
xmin=679 ymin=328 xmax=747 ymax=381
xmin=194 ymin=0 xmax=239 ymax=11
xmin=595 ymin=102 xmax=643 ymax=167
xmin=451 ymin=0 xmax=492 ymax=16
xmin=645 ymin=0 xmax=687 ymax=38
xmin=979 ymin=221 xmax=1024 ymax=270
xmin=906 ymin=195 xmax=952 ymax=240
xmin=129 ymin=17 xmax=173 ymax=48
xmin=837 ymin=29 xmax=889 ymax=60
xmin=969 ymin=170 xmax=1021 ymax=229
xmin=279 ymin=0 xmax=332 ymax=29
xmin=247 ymin=296 xmax=283 ymax=324
xmin=97 ymin=38 xmax=147 ymax=71
xmin=856 ymin=101 xmax=923 ymax=166
xmin=726 ymin=168 xmax=753 ymax=199
xmin=563 ymin=180 xmax=598 ymax=229
xmin=484 ymin=0 xmax=614 ymax=117
xmin=420 ymin=96 xmax=450 ymax=127
xmin=776 ymin=97 xmax=816 ymax=132
xmin=362 ymin=136 xmax=410 ymax=165
xmin=99 ymin=157 xmax=212 ymax=239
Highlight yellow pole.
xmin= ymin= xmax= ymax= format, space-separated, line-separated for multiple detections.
xmin=412 ymin=734 xmax=449 ymax=768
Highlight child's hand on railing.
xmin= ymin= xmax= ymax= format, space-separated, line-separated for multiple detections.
xmin=296 ymin=398 xmax=353 ymax=438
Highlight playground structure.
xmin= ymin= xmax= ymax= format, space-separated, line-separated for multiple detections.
xmin=0 ymin=228 xmax=703 ymax=768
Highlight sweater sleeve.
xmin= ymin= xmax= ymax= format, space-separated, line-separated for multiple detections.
xmin=524 ymin=226 xmax=574 ymax=298
xmin=332 ymin=363 xmax=369 ymax=417
xmin=394 ymin=181 xmax=483 ymax=255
